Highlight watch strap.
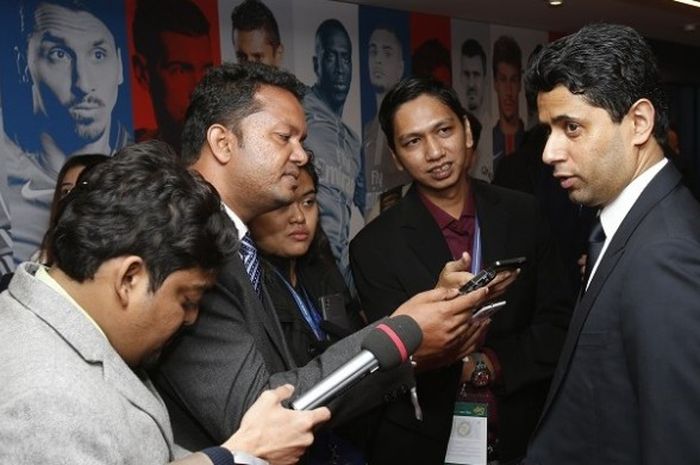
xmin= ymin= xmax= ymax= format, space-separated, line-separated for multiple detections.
xmin=201 ymin=446 xmax=235 ymax=465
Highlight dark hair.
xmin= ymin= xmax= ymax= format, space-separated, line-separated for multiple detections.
xmin=525 ymin=23 xmax=668 ymax=144
xmin=492 ymin=35 xmax=522 ymax=75
xmin=411 ymin=38 xmax=451 ymax=81
xmin=231 ymin=0 xmax=281 ymax=48
xmin=180 ymin=62 xmax=305 ymax=165
xmin=461 ymin=39 xmax=486 ymax=73
xmin=41 ymin=154 xmax=110 ymax=264
xmin=378 ymin=77 xmax=467 ymax=152
xmin=315 ymin=18 xmax=350 ymax=55
xmin=466 ymin=112 xmax=482 ymax=151
xmin=50 ymin=140 xmax=237 ymax=291
xmin=133 ymin=0 xmax=210 ymax=64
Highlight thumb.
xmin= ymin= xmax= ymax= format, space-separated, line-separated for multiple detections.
xmin=308 ymin=406 xmax=332 ymax=425
xmin=443 ymin=252 xmax=472 ymax=274
xmin=272 ymin=384 xmax=295 ymax=402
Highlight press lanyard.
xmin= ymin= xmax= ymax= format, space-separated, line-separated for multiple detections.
xmin=470 ymin=216 xmax=482 ymax=274
xmin=272 ymin=267 xmax=326 ymax=341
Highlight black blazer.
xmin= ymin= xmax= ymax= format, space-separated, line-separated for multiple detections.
xmin=350 ymin=180 xmax=573 ymax=464
xmin=154 ymin=251 xmax=412 ymax=451
xmin=526 ymin=163 xmax=700 ymax=465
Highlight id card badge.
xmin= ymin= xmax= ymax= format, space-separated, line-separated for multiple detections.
xmin=444 ymin=402 xmax=487 ymax=465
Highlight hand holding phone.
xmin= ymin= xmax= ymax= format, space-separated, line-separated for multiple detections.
xmin=458 ymin=256 xmax=526 ymax=295
xmin=471 ymin=300 xmax=507 ymax=322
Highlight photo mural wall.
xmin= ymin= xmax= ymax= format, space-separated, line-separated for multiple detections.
xmin=0 ymin=0 xmax=551 ymax=279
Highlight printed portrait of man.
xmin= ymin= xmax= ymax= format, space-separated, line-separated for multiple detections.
xmin=461 ymin=39 xmax=487 ymax=117
xmin=302 ymin=17 xmax=363 ymax=289
xmin=0 ymin=0 xmax=132 ymax=264
xmin=359 ymin=11 xmax=411 ymax=220
xmin=132 ymin=0 xmax=215 ymax=153
xmin=492 ymin=34 xmax=524 ymax=164
xmin=230 ymin=0 xmax=283 ymax=67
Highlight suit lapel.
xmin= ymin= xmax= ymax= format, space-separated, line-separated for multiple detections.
xmin=220 ymin=254 xmax=295 ymax=368
xmin=11 ymin=264 xmax=175 ymax=453
xmin=537 ymin=163 xmax=682 ymax=426
xmin=473 ymin=181 xmax=508 ymax=266
xmin=400 ymin=187 xmax=452 ymax=279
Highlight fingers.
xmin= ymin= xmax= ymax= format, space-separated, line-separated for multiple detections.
xmin=448 ymin=286 xmax=489 ymax=309
xmin=308 ymin=406 xmax=331 ymax=425
xmin=270 ymin=384 xmax=295 ymax=402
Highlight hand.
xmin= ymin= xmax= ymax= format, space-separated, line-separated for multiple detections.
xmin=224 ymin=385 xmax=331 ymax=465
xmin=486 ymin=269 xmax=519 ymax=300
xmin=435 ymin=252 xmax=473 ymax=290
xmin=391 ymin=287 xmax=490 ymax=370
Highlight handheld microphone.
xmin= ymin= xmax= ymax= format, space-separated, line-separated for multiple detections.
xmin=291 ymin=315 xmax=422 ymax=411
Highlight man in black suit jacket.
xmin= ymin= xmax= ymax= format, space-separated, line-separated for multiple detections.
xmin=523 ymin=24 xmax=700 ymax=465
xmin=350 ymin=77 xmax=573 ymax=464
xmin=153 ymin=63 xmax=492 ymax=454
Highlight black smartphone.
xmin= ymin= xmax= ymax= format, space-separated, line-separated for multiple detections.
xmin=458 ymin=256 xmax=527 ymax=294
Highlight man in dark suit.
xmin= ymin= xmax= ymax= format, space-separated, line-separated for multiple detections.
xmin=154 ymin=63 xmax=493 ymax=454
xmin=523 ymin=24 xmax=700 ymax=465
xmin=350 ymin=77 xmax=573 ymax=464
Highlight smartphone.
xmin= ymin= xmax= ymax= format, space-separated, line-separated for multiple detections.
xmin=458 ymin=256 xmax=527 ymax=294
xmin=490 ymin=256 xmax=527 ymax=272
xmin=471 ymin=300 xmax=507 ymax=322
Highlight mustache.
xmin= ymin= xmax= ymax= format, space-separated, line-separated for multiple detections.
xmin=69 ymin=94 xmax=106 ymax=110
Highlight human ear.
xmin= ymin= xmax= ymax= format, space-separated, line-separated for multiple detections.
xmin=628 ymin=98 xmax=655 ymax=146
xmin=115 ymin=256 xmax=147 ymax=308
xmin=206 ymin=124 xmax=236 ymax=165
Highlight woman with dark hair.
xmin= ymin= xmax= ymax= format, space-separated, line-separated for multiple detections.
xmin=0 ymin=154 xmax=109 ymax=291
xmin=37 ymin=154 xmax=109 ymax=265
xmin=250 ymin=159 xmax=361 ymax=365
xmin=250 ymin=158 xmax=365 ymax=465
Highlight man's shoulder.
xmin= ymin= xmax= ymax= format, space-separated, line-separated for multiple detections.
xmin=474 ymin=179 xmax=537 ymax=212
xmin=352 ymin=194 xmax=412 ymax=249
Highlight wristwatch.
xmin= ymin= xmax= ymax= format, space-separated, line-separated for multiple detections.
xmin=470 ymin=352 xmax=491 ymax=387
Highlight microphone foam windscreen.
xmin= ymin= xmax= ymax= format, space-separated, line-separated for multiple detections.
xmin=361 ymin=315 xmax=423 ymax=370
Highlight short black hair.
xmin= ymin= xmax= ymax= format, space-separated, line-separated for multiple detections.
xmin=315 ymin=18 xmax=350 ymax=56
xmin=378 ymin=76 xmax=467 ymax=152
xmin=461 ymin=39 xmax=486 ymax=73
xmin=231 ymin=0 xmax=281 ymax=48
xmin=525 ymin=23 xmax=668 ymax=144
xmin=50 ymin=140 xmax=237 ymax=291
xmin=133 ymin=0 xmax=210 ymax=64
xmin=411 ymin=38 xmax=451 ymax=80
xmin=492 ymin=35 xmax=522 ymax=75
xmin=180 ymin=62 xmax=305 ymax=164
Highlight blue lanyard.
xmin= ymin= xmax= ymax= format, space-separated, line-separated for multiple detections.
xmin=470 ymin=216 xmax=482 ymax=274
xmin=272 ymin=267 xmax=326 ymax=341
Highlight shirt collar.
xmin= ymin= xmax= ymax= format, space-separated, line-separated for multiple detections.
xmin=222 ymin=203 xmax=248 ymax=240
xmin=418 ymin=187 xmax=476 ymax=230
xmin=599 ymin=157 xmax=668 ymax=241
xmin=35 ymin=265 xmax=106 ymax=338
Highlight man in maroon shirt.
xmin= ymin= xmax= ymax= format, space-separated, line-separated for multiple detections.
xmin=350 ymin=77 xmax=573 ymax=465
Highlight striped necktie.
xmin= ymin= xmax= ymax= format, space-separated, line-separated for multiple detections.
xmin=240 ymin=232 xmax=262 ymax=298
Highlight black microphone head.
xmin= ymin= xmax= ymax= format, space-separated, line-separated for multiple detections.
xmin=361 ymin=315 xmax=423 ymax=370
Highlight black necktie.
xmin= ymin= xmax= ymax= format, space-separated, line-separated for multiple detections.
xmin=583 ymin=216 xmax=606 ymax=292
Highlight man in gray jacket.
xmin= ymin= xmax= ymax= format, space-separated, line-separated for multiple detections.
xmin=0 ymin=140 xmax=329 ymax=465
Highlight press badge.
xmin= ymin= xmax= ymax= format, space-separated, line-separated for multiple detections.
xmin=444 ymin=402 xmax=487 ymax=465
